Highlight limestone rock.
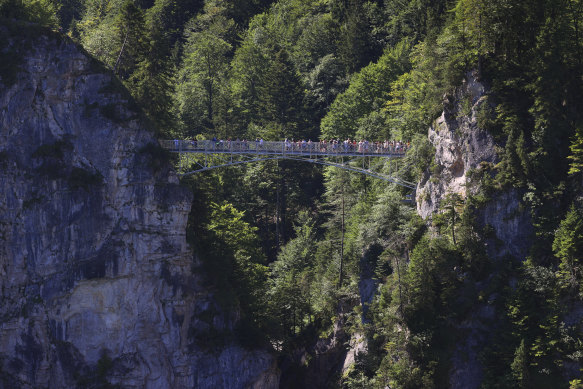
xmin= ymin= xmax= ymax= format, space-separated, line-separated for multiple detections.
xmin=416 ymin=71 xmax=498 ymax=219
xmin=415 ymin=71 xmax=534 ymax=389
xmin=0 ymin=25 xmax=278 ymax=388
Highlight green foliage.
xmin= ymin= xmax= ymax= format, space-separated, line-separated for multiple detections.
xmin=194 ymin=199 xmax=269 ymax=341
xmin=433 ymin=193 xmax=464 ymax=245
xmin=175 ymin=3 xmax=234 ymax=136
xmin=568 ymin=128 xmax=583 ymax=175
xmin=19 ymin=0 xmax=583 ymax=385
xmin=510 ymin=339 xmax=529 ymax=388
xmin=405 ymin=235 xmax=460 ymax=331
xmin=553 ymin=204 xmax=583 ymax=293
xmin=267 ymin=211 xmax=317 ymax=344
xmin=0 ymin=0 xmax=59 ymax=27
xmin=320 ymin=39 xmax=411 ymax=140
xmin=256 ymin=48 xmax=309 ymax=139
xmin=384 ymin=38 xmax=450 ymax=140
xmin=111 ymin=0 xmax=147 ymax=78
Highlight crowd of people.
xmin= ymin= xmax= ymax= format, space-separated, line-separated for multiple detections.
xmin=177 ymin=137 xmax=410 ymax=154
xmin=283 ymin=138 xmax=409 ymax=154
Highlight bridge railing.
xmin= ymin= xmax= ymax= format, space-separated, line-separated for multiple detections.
xmin=161 ymin=139 xmax=409 ymax=156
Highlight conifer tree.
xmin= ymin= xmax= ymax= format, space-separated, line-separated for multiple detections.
xmin=113 ymin=0 xmax=147 ymax=79
xmin=129 ymin=12 xmax=175 ymax=131
xmin=568 ymin=128 xmax=583 ymax=175
xmin=257 ymin=49 xmax=308 ymax=139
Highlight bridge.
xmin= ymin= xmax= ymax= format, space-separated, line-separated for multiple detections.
xmin=160 ymin=139 xmax=416 ymax=189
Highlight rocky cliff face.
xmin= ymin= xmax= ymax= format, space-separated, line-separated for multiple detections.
xmin=0 ymin=24 xmax=278 ymax=388
xmin=416 ymin=70 xmax=533 ymax=261
xmin=415 ymin=71 xmax=534 ymax=389
xmin=416 ymin=71 xmax=497 ymax=219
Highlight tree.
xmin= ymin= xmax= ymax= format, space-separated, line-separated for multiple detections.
xmin=291 ymin=11 xmax=338 ymax=73
xmin=230 ymin=34 xmax=269 ymax=135
xmin=267 ymin=211 xmax=316 ymax=342
xmin=440 ymin=193 xmax=464 ymax=245
xmin=306 ymin=54 xmax=347 ymax=115
xmin=553 ymin=204 xmax=583 ymax=291
xmin=112 ymin=0 xmax=147 ymax=79
xmin=320 ymin=39 xmax=411 ymax=140
xmin=511 ymin=339 xmax=530 ymax=389
xmin=175 ymin=5 xmax=234 ymax=136
xmin=256 ymin=49 xmax=308 ymax=140
xmin=568 ymin=127 xmax=583 ymax=175
xmin=0 ymin=0 xmax=60 ymax=27
xmin=204 ymin=201 xmax=268 ymax=316
xmin=129 ymin=18 xmax=175 ymax=130
xmin=332 ymin=0 xmax=377 ymax=73
xmin=77 ymin=0 xmax=125 ymax=68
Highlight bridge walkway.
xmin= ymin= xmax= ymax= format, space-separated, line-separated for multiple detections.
xmin=160 ymin=140 xmax=416 ymax=190
xmin=160 ymin=140 xmax=408 ymax=158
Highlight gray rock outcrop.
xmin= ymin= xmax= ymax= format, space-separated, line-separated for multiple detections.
xmin=416 ymin=71 xmax=498 ymax=219
xmin=416 ymin=70 xmax=533 ymax=261
xmin=0 ymin=25 xmax=278 ymax=388
xmin=415 ymin=71 xmax=533 ymax=389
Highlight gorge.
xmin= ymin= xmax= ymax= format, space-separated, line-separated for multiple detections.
xmin=2 ymin=0 xmax=583 ymax=388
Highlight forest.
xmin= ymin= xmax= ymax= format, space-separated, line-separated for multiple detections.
xmin=1 ymin=0 xmax=583 ymax=387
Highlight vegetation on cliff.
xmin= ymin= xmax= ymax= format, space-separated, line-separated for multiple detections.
xmin=2 ymin=0 xmax=583 ymax=387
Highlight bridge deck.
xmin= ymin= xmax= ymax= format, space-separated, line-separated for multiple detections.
xmin=161 ymin=140 xmax=407 ymax=158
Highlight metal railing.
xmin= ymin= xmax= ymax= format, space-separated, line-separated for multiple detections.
xmin=160 ymin=139 xmax=409 ymax=158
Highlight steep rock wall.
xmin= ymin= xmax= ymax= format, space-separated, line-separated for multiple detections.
xmin=416 ymin=72 xmax=497 ymax=219
xmin=0 ymin=25 xmax=278 ymax=388
xmin=415 ymin=71 xmax=534 ymax=389
xmin=416 ymin=71 xmax=533 ymax=261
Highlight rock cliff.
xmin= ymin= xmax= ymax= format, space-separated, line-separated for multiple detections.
xmin=416 ymin=71 xmax=497 ymax=219
xmin=415 ymin=71 xmax=534 ymax=389
xmin=416 ymin=70 xmax=533 ymax=261
xmin=0 ymin=24 xmax=278 ymax=388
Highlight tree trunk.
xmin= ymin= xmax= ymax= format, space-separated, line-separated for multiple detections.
xmin=113 ymin=31 xmax=128 ymax=74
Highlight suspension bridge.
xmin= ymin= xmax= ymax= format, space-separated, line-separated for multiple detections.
xmin=160 ymin=139 xmax=417 ymax=190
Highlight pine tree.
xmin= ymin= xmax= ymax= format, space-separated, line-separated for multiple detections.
xmin=257 ymin=49 xmax=308 ymax=140
xmin=568 ymin=128 xmax=583 ymax=175
xmin=511 ymin=339 xmax=530 ymax=389
xmin=129 ymin=16 xmax=174 ymax=131
xmin=175 ymin=4 xmax=234 ymax=136
xmin=113 ymin=0 xmax=147 ymax=79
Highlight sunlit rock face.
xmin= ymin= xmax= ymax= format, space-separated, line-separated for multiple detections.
xmin=0 ymin=25 xmax=278 ymax=388
xmin=416 ymin=70 xmax=533 ymax=261
xmin=416 ymin=71 xmax=498 ymax=219
xmin=415 ymin=71 xmax=533 ymax=389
